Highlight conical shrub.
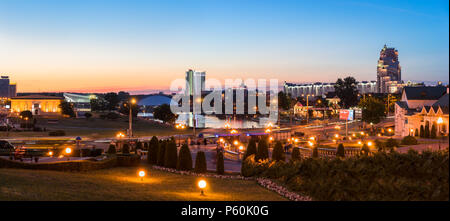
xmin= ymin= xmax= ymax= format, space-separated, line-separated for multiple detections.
xmin=336 ymin=143 xmax=345 ymax=158
xmin=271 ymin=141 xmax=285 ymax=161
xmin=243 ymin=138 xmax=257 ymax=160
xmin=216 ymin=151 xmax=225 ymax=175
xmin=164 ymin=140 xmax=178 ymax=168
xmin=177 ymin=144 xmax=192 ymax=171
xmin=157 ymin=141 xmax=166 ymax=166
xmin=256 ymin=138 xmax=269 ymax=161
xmin=148 ymin=136 xmax=159 ymax=164
xmin=194 ymin=151 xmax=207 ymax=173
xmin=291 ymin=147 xmax=301 ymax=161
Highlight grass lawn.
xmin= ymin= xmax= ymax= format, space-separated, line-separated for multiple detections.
xmin=2 ymin=117 xmax=198 ymax=138
xmin=0 ymin=167 xmax=286 ymax=201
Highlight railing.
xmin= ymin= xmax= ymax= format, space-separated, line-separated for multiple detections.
xmin=297 ymin=146 xmax=362 ymax=158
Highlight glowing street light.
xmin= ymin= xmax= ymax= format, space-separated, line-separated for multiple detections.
xmin=129 ymin=98 xmax=137 ymax=138
xmin=224 ymin=122 xmax=231 ymax=129
xmin=233 ymin=140 xmax=239 ymax=145
xmin=334 ymin=134 xmax=339 ymax=138
xmin=230 ymin=129 xmax=238 ymax=134
xmin=139 ymin=170 xmax=146 ymax=181
xmin=294 ymin=138 xmax=299 ymax=143
xmin=239 ymin=145 xmax=244 ymax=152
xmin=360 ymin=132 xmax=365 ymax=135
xmin=367 ymin=141 xmax=373 ymax=147
xmin=198 ymin=179 xmax=207 ymax=195
xmin=308 ymin=141 xmax=314 ymax=147
xmin=48 ymin=151 xmax=53 ymax=157
xmin=265 ymin=128 xmax=271 ymax=133
xmin=309 ymin=136 xmax=315 ymax=141
xmin=65 ymin=147 xmax=72 ymax=161
xmin=269 ymin=136 xmax=274 ymax=141
xmin=334 ymin=125 xmax=341 ymax=130
xmin=357 ymin=141 xmax=362 ymax=145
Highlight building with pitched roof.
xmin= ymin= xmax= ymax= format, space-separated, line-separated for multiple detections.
xmin=395 ymin=86 xmax=448 ymax=137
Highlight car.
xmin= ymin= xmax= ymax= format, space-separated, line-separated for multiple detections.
xmin=0 ymin=140 xmax=14 ymax=149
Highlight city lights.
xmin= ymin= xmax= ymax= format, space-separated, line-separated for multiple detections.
xmin=65 ymin=147 xmax=72 ymax=154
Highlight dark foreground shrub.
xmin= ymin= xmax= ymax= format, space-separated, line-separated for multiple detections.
xmin=401 ymin=136 xmax=418 ymax=145
xmin=336 ymin=143 xmax=345 ymax=158
xmin=194 ymin=151 xmax=207 ymax=173
xmin=216 ymin=151 xmax=225 ymax=175
xmin=148 ymin=136 xmax=159 ymax=164
xmin=164 ymin=140 xmax=178 ymax=169
xmin=291 ymin=147 xmax=301 ymax=161
xmin=107 ymin=144 xmax=116 ymax=154
xmin=122 ymin=144 xmax=130 ymax=154
xmin=272 ymin=141 xmax=285 ymax=161
xmin=177 ymin=144 xmax=192 ymax=171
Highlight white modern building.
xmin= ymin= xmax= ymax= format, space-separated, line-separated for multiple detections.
xmin=284 ymin=81 xmax=377 ymax=98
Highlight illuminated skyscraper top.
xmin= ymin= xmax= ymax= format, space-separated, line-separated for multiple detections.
xmin=377 ymin=45 xmax=402 ymax=93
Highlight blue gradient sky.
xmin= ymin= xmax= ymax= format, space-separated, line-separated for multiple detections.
xmin=0 ymin=0 xmax=448 ymax=93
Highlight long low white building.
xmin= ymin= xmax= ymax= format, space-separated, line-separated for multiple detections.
xmin=283 ymin=81 xmax=377 ymax=98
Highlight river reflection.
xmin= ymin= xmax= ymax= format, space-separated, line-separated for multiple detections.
xmin=176 ymin=113 xmax=273 ymax=129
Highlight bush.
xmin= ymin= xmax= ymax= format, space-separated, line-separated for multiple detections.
xmin=336 ymin=143 xmax=345 ymax=158
xmin=415 ymin=128 xmax=419 ymax=137
xmin=312 ymin=147 xmax=319 ymax=158
xmin=216 ymin=151 xmax=225 ymax=175
xmin=194 ymin=151 xmax=207 ymax=173
xmin=157 ymin=141 xmax=166 ymax=166
xmin=148 ymin=136 xmax=159 ymax=164
xmin=243 ymin=138 xmax=257 ymax=160
xmin=401 ymin=136 xmax=418 ymax=145
xmin=360 ymin=144 xmax=370 ymax=156
xmin=177 ymin=144 xmax=192 ymax=171
xmin=143 ymin=142 xmax=149 ymax=150
xmin=122 ymin=144 xmax=130 ymax=154
xmin=106 ymin=112 xmax=119 ymax=120
xmin=135 ymin=141 xmax=143 ymax=152
xmin=84 ymin=112 xmax=92 ymax=119
xmin=374 ymin=139 xmax=385 ymax=152
xmin=240 ymin=149 xmax=450 ymax=200
xmin=164 ymin=140 xmax=178 ymax=169
xmin=425 ymin=124 xmax=430 ymax=138
xmin=385 ymin=138 xmax=399 ymax=150
xmin=48 ymin=130 xmax=66 ymax=136
xmin=256 ymin=138 xmax=269 ymax=161
xmin=271 ymin=141 xmax=285 ymax=162
xmin=291 ymin=147 xmax=301 ymax=161
xmin=108 ymin=144 xmax=117 ymax=154
xmin=431 ymin=124 xmax=437 ymax=139
xmin=241 ymin=155 xmax=270 ymax=177
xmin=420 ymin=125 xmax=425 ymax=138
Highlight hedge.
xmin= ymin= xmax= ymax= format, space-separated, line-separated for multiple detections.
xmin=241 ymin=149 xmax=449 ymax=201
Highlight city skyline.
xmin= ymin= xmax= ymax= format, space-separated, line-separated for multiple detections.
xmin=1 ymin=0 xmax=448 ymax=93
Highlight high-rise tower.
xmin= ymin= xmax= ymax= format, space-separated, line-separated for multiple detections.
xmin=377 ymin=45 xmax=402 ymax=93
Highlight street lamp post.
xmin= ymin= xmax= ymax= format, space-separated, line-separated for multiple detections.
xmin=437 ymin=117 xmax=443 ymax=150
xmin=129 ymin=98 xmax=136 ymax=138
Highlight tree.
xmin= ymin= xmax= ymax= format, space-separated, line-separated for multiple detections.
xmin=119 ymin=101 xmax=139 ymax=117
xmin=360 ymin=144 xmax=370 ymax=156
xmin=122 ymin=143 xmax=130 ymax=154
xmin=312 ymin=147 xmax=319 ymax=159
xmin=271 ymin=141 xmax=285 ymax=161
xmin=358 ymin=96 xmax=386 ymax=124
xmin=90 ymin=95 xmax=108 ymax=111
xmin=164 ymin=140 xmax=178 ymax=168
xmin=431 ymin=123 xmax=437 ymax=139
xmin=291 ymin=147 xmax=301 ymax=161
xmin=415 ymin=128 xmax=419 ymax=137
xmin=194 ymin=151 xmax=207 ymax=173
xmin=59 ymin=101 xmax=75 ymax=117
xmin=135 ymin=141 xmax=143 ymax=153
xmin=157 ymin=141 xmax=166 ymax=166
xmin=420 ymin=125 xmax=425 ymax=138
xmin=424 ymin=122 xmax=430 ymax=138
xmin=107 ymin=144 xmax=116 ymax=154
xmin=177 ymin=144 xmax=193 ymax=171
xmin=374 ymin=139 xmax=385 ymax=152
xmin=243 ymin=138 xmax=257 ymax=160
xmin=334 ymin=77 xmax=359 ymax=108
xmin=19 ymin=110 xmax=33 ymax=119
xmin=148 ymin=136 xmax=159 ymax=164
xmin=84 ymin=112 xmax=92 ymax=119
xmin=385 ymin=138 xmax=398 ymax=152
xmin=255 ymin=138 xmax=269 ymax=161
xmin=153 ymin=104 xmax=177 ymax=124
xmin=104 ymin=92 xmax=120 ymax=111
xmin=336 ymin=143 xmax=345 ymax=158
xmin=216 ymin=151 xmax=225 ymax=175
